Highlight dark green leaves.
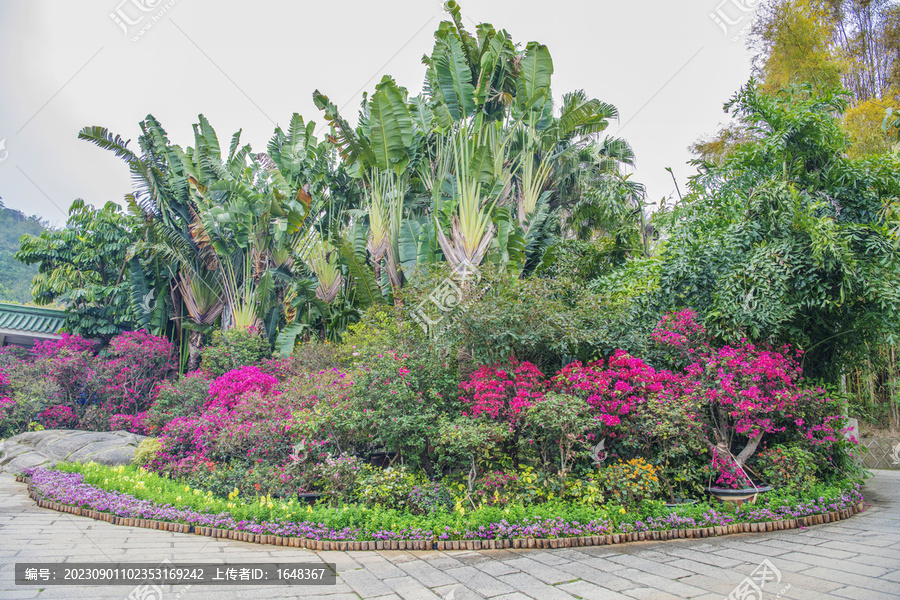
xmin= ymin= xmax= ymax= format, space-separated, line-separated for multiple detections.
xmin=517 ymin=42 xmax=553 ymax=114
xmin=369 ymin=76 xmax=415 ymax=176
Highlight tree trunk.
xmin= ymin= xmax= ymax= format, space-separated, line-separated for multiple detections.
xmin=187 ymin=329 xmax=203 ymax=372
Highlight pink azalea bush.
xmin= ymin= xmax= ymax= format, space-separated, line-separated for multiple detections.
xmin=32 ymin=333 xmax=97 ymax=358
xmin=551 ymin=350 xmax=680 ymax=428
xmin=32 ymin=333 xmax=99 ymax=408
xmin=0 ymin=396 xmax=18 ymax=437
xmin=153 ymin=366 xmax=293 ymax=479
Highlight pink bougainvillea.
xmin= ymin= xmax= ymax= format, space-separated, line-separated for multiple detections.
xmin=109 ymin=411 xmax=149 ymax=435
xmin=38 ymin=405 xmax=78 ymax=429
xmin=205 ymin=366 xmax=280 ymax=411
xmin=652 ymin=309 xmax=849 ymax=483
xmin=551 ymin=350 xmax=672 ymax=427
xmin=32 ymin=334 xmax=98 ymax=406
xmin=101 ymin=331 xmax=175 ymax=415
xmin=459 ymin=359 xmax=544 ymax=425
xmin=650 ymin=309 xmax=707 ymax=353
xmin=32 ymin=334 xmax=97 ymax=359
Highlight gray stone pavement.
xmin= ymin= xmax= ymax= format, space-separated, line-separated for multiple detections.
xmin=1 ymin=471 xmax=899 ymax=600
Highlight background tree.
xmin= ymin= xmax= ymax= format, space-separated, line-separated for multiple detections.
xmin=0 ymin=200 xmax=48 ymax=304
xmin=658 ymin=83 xmax=900 ymax=383
xmin=16 ymin=199 xmax=140 ymax=338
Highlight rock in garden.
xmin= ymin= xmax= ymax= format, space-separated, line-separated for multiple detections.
xmin=0 ymin=429 xmax=146 ymax=473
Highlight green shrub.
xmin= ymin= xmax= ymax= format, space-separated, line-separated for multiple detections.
xmin=345 ymin=350 xmax=460 ymax=471
xmin=291 ymin=340 xmax=338 ymax=373
xmin=524 ymin=393 xmax=592 ymax=475
xmin=132 ymin=438 xmax=162 ymax=467
xmin=2 ymin=361 xmax=60 ymax=436
xmin=433 ymin=418 xmax=508 ymax=476
xmin=357 ymin=466 xmax=420 ymax=510
xmin=146 ymin=371 xmax=212 ymax=434
xmin=200 ymin=328 xmax=271 ymax=377
xmin=754 ymin=444 xmax=819 ymax=492
xmin=310 ymin=453 xmax=367 ymax=505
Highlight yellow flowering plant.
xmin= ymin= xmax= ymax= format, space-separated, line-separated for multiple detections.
xmin=596 ymin=458 xmax=661 ymax=506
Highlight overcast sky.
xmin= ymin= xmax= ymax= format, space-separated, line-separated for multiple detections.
xmin=0 ymin=0 xmax=758 ymax=227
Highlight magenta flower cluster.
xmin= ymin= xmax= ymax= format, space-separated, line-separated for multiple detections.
xmin=458 ymin=359 xmax=544 ymax=424
xmin=205 ymin=366 xmax=279 ymax=411
xmin=37 ymin=405 xmax=78 ymax=429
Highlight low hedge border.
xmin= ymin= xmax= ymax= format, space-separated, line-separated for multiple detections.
xmin=16 ymin=474 xmax=866 ymax=552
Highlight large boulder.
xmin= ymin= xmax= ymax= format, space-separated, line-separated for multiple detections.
xmin=0 ymin=429 xmax=147 ymax=474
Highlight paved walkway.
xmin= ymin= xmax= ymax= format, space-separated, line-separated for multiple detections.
xmin=1 ymin=471 xmax=899 ymax=600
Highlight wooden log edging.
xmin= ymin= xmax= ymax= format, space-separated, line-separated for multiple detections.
xmin=14 ymin=474 xmax=866 ymax=552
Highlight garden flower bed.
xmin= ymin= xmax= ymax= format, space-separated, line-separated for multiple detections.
xmin=18 ymin=463 xmax=866 ymax=551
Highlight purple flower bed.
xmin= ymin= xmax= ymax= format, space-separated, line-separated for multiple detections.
xmin=23 ymin=467 xmax=863 ymax=542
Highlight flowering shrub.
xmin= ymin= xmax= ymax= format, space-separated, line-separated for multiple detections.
xmin=280 ymin=368 xmax=354 ymax=412
xmin=145 ymin=370 xmax=213 ymax=434
xmin=709 ymin=450 xmax=752 ymax=489
xmin=206 ymin=366 xmax=279 ymax=411
xmin=152 ymin=368 xmax=296 ymax=483
xmin=0 ymin=396 xmax=17 ymax=437
xmin=210 ymin=393 xmax=294 ymax=462
xmin=100 ymin=331 xmax=175 ymax=415
xmin=108 ymin=411 xmax=149 ymax=435
xmin=37 ymin=405 xmax=78 ymax=429
xmin=407 ymin=482 xmax=454 ymax=514
xmin=551 ymin=351 xmax=669 ymax=428
xmin=32 ymin=334 xmax=97 ymax=358
xmin=459 ymin=359 xmax=544 ymax=425
xmin=652 ymin=309 xmax=851 ymax=485
xmin=32 ymin=333 xmax=99 ymax=409
xmin=650 ymin=309 xmax=708 ymax=356
xmin=311 ymin=453 xmax=367 ymax=505
xmin=597 ymin=458 xmax=661 ymax=506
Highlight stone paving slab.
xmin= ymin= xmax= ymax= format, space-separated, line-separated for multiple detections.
xmin=1 ymin=470 xmax=898 ymax=599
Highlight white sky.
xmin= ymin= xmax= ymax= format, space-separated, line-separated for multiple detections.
xmin=0 ymin=0 xmax=757 ymax=227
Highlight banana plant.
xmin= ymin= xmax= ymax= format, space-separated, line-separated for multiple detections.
xmin=433 ymin=123 xmax=513 ymax=271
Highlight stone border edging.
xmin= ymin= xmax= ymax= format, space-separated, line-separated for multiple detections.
xmin=16 ymin=475 xmax=866 ymax=552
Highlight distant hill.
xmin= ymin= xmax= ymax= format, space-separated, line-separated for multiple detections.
xmin=0 ymin=201 xmax=50 ymax=304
